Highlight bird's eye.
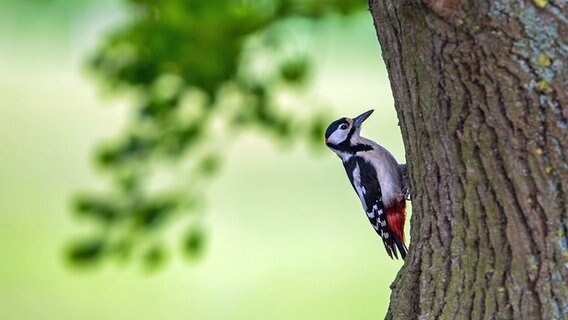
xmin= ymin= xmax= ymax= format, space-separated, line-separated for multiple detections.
xmin=340 ymin=124 xmax=348 ymax=130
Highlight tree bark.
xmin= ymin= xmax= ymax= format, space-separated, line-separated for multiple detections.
xmin=369 ymin=0 xmax=568 ymax=319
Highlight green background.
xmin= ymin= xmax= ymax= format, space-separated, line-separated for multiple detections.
xmin=0 ymin=1 xmax=407 ymax=319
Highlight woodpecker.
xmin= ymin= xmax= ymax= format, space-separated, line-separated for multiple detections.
xmin=325 ymin=109 xmax=408 ymax=259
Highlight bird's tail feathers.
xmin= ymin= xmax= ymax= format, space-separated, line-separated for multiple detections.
xmin=383 ymin=234 xmax=407 ymax=260
xmin=385 ymin=200 xmax=407 ymax=259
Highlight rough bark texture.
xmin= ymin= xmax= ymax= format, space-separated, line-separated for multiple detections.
xmin=369 ymin=0 xmax=568 ymax=319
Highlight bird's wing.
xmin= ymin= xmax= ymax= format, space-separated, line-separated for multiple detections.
xmin=345 ymin=157 xmax=401 ymax=259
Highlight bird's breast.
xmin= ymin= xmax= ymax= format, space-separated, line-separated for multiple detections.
xmin=358 ymin=150 xmax=403 ymax=208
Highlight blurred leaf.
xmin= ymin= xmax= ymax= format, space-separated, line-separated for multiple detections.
xmin=66 ymin=238 xmax=105 ymax=266
xmin=198 ymin=154 xmax=220 ymax=177
xmin=280 ymin=57 xmax=309 ymax=83
xmin=134 ymin=197 xmax=177 ymax=230
xmin=307 ymin=115 xmax=329 ymax=150
xmin=182 ymin=226 xmax=206 ymax=260
xmin=142 ymin=244 xmax=167 ymax=271
xmin=74 ymin=195 xmax=119 ymax=223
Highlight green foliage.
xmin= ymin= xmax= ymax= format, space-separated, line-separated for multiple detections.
xmin=67 ymin=238 xmax=105 ymax=266
xmin=182 ymin=225 xmax=206 ymax=261
xmin=70 ymin=0 xmax=365 ymax=269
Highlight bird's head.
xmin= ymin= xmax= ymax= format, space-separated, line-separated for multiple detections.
xmin=324 ymin=109 xmax=374 ymax=151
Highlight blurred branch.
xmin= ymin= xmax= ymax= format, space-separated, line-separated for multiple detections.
xmin=68 ymin=0 xmax=365 ymax=271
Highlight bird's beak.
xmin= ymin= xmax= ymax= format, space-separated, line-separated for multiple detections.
xmin=353 ymin=109 xmax=374 ymax=127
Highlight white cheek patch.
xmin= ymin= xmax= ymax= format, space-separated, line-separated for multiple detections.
xmin=327 ymin=129 xmax=348 ymax=145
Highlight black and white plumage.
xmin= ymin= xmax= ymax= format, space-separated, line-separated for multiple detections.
xmin=325 ymin=110 xmax=408 ymax=259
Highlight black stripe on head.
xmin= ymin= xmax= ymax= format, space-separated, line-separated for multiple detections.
xmin=334 ymin=122 xmax=363 ymax=151
xmin=343 ymin=123 xmax=356 ymax=145
xmin=324 ymin=117 xmax=349 ymax=140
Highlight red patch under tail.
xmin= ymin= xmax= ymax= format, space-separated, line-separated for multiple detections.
xmin=386 ymin=200 xmax=407 ymax=244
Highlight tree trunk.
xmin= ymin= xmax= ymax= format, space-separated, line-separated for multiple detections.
xmin=369 ymin=0 xmax=568 ymax=319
